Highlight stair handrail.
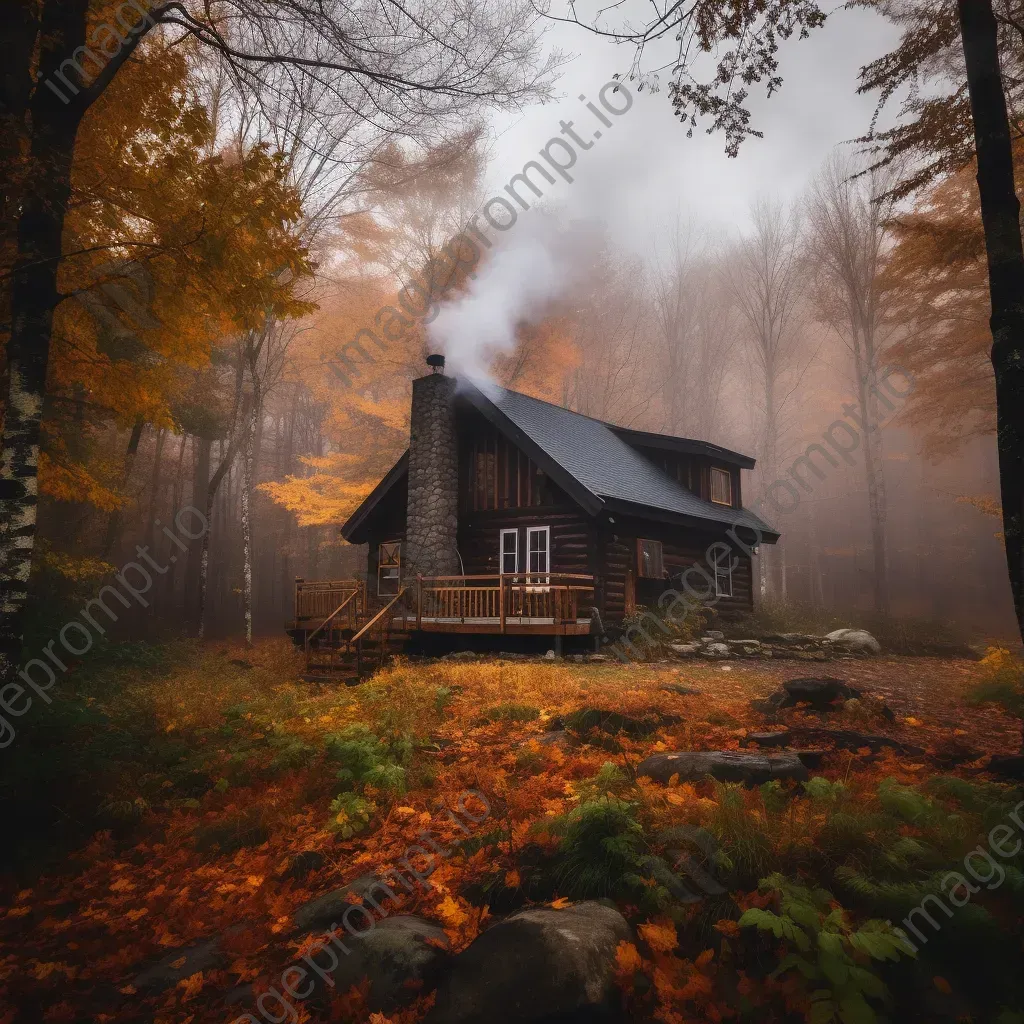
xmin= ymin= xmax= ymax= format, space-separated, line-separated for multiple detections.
xmin=348 ymin=586 xmax=408 ymax=648
xmin=305 ymin=588 xmax=361 ymax=656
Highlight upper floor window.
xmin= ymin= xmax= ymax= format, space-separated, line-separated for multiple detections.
xmin=637 ymin=538 xmax=664 ymax=579
xmin=710 ymin=467 xmax=733 ymax=506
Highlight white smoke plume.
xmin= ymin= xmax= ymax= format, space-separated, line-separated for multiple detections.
xmin=427 ymin=215 xmax=597 ymax=380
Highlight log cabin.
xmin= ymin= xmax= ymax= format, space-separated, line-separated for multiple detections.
xmin=292 ymin=357 xmax=778 ymax=677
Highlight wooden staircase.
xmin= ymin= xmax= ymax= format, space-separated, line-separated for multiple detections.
xmin=302 ymin=588 xmax=410 ymax=683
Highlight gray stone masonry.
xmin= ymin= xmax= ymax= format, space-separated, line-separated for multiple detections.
xmin=405 ymin=372 xmax=461 ymax=578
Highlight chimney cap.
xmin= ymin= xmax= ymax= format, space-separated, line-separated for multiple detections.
xmin=426 ymin=353 xmax=445 ymax=374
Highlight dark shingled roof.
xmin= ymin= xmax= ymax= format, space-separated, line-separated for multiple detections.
xmin=341 ymin=378 xmax=778 ymax=543
xmin=469 ymin=382 xmax=777 ymax=539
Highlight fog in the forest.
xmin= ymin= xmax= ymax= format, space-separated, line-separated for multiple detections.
xmin=37 ymin=0 xmax=1012 ymax=645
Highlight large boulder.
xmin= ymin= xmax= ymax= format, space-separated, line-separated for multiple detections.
xmin=426 ymin=901 xmax=630 ymax=1024
xmin=636 ymin=750 xmax=809 ymax=786
xmin=825 ymin=628 xmax=882 ymax=655
xmin=319 ymin=915 xmax=451 ymax=1013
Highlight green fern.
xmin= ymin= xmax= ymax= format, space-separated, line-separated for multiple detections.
xmin=740 ymin=873 xmax=916 ymax=1024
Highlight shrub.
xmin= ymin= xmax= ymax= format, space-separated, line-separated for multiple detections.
xmin=968 ymin=647 xmax=1024 ymax=719
xmin=481 ymin=703 xmax=540 ymax=724
xmin=328 ymin=793 xmax=376 ymax=838
xmin=325 ymin=724 xmax=409 ymax=794
xmin=548 ymin=796 xmax=656 ymax=904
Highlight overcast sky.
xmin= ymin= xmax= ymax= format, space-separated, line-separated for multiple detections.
xmin=482 ymin=4 xmax=901 ymax=251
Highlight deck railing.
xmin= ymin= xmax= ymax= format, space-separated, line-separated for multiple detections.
xmin=415 ymin=573 xmax=595 ymax=630
xmin=294 ymin=578 xmax=364 ymax=626
xmin=295 ymin=573 xmax=596 ymax=636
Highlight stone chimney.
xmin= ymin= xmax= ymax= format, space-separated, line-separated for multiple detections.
xmin=404 ymin=356 xmax=461 ymax=578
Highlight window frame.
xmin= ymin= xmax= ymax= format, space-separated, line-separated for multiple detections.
xmin=713 ymin=545 xmax=734 ymax=598
xmin=636 ymin=538 xmax=664 ymax=579
xmin=377 ymin=540 xmax=402 ymax=597
xmin=499 ymin=528 xmax=519 ymax=576
xmin=710 ymin=466 xmax=733 ymax=506
xmin=525 ymin=525 xmax=550 ymax=586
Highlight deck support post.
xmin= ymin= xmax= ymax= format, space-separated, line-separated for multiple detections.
xmin=499 ymin=574 xmax=506 ymax=633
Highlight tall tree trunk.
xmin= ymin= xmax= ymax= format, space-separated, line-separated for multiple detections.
xmin=958 ymin=0 xmax=1024 ymax=644
xmin=851 ymin=321 xmax=890 ymax=615
xmin=184 ymin=437 xmax=210 ymax=632
xmin=241 ymin=394 xmax=260 ymax=645
xmin=145 ymin=427 xmax=167 ymax=548
xmin=0 ymin=0 xmax=90 ymax=681
xmin=197 ymin=399 xmax=251 ymax=637
xmin=101 ymin=416 xmax=146 ymax=558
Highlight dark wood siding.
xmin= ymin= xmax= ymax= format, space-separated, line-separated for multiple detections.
xmin=458 ymin=507 xmax=596 ymax=578
xmin=595 ymin=514 xmax=755 ymax=620
xmin=457 ymin=409 xmax=558 ymax=511
xmin=361 ymin=476 xmax=408 ymax=597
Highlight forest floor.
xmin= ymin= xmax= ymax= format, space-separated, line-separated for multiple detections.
xmin=2 ymin=641 xmax=1023 ymax=1024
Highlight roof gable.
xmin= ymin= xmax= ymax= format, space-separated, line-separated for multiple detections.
xmin=340 ymin=380 xmax=778 ymax=543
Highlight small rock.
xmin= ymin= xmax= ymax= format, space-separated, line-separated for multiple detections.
xmin=706 ymin=630 xmax=725 ymax=640
xmin=987 ymin=754 xmax=1024 ymax=780
xmin=426 ymin=901 xmax=630 ymax=1024
xmin=745 ymin=731 xmax=792 ymax=748
xmin=564 ymin=708 xmax=660 ymax=738
xmin=293 ymin=874 xmax=407 ymax=935
xmin=133 ymin=937 xmax=224 ymax=992
xmin=669 ymin=642 xmax=701 ymax=656
xmin=825 ymin=628 xmax=882 ymax=655
xmin=781 ymin=676 xmax=861 ymax=709
xmin=703 ymin=642 xmax=730 ymax=658
xmin=534 ymin=730 xmax=571 ymax=748
xmin=637 ymin=750 xmax=809 ymax=786
xmin=794 ymin=749 xmax=828 ymax=770
xmin=544 ymin=649 xmax=556 ymax=660
xmin=660 ymin=683 xmax=702 ymax=696
xmin=282 ymin=849 xmax=326 ymax=881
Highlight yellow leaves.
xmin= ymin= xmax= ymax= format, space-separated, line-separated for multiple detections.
xmin=504 ymin=870 xmax=521 ymax=889
xmin=178 ymin=971 xmax=204 ymax=1000
xmin=126 ymin=908 xmax=149 ymax=922
xmin=170 ymin=957 xmax=187 ymax=969
xmin=614 ymin=940 xmax=643 ymax=982
xmin=436 ymin=895 xmax=470 ymax=929
xmin=109 ymin=877 xmax=135 ymax=893
xmin=639 ymin=919 xmax=678 ymax=954
xmin=904 ymin=717 xmax=923 ymax=727
xmin=549 ymin=897 xmax=572 ymax=910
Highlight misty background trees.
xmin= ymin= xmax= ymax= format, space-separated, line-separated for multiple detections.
xmin=5 ymin=0 xmax=1019 ymax=646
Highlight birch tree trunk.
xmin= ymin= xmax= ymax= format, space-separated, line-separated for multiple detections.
xmin=241 ymin=388 xmax=260 ymax=645
xmin=0 ymin=0 xmax=90 ymax=682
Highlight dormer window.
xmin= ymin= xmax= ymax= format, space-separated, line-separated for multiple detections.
xmin=710 ymin=467 xmax=733 ymax=506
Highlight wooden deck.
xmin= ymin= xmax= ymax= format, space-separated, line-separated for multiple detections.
xmin=291 ymin=574 xmax=596 ymax=679
xmin=294 ymin=574 xmax=596 ymax=636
